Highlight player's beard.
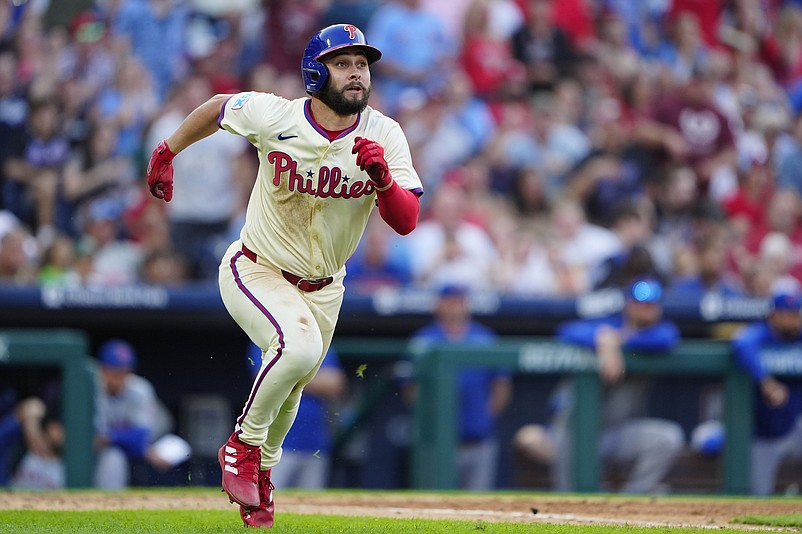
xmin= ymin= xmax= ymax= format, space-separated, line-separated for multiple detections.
xmin=318 ymin=79 xmax=371 ymax=116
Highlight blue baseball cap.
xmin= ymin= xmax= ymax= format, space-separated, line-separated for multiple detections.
xmin=770 ymin=291 xmax=802 ymax=312
xmin=98 ymin=339 xmax=137 ymax=370
xmin=627 ymin=277 xmax=663 ymax=303
xmin=86 ymin=198 xmax=122 ymax=222
xmin=438 ymin=283 xmax=469 ymax=298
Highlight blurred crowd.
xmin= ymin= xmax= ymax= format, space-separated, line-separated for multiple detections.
xmin=1 ymin=0 xmax=802 ymax=298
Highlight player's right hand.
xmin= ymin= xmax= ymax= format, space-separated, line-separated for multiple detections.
xmin=147 ymin=140 xmax=176 ymax=202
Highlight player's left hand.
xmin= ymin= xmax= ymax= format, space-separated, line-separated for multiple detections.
xmin=760 ymin=376 xmax=789 ymax=407
xmin=353 ymin=137 xmax=392 ymax=190
xmin=147 ymin=140 xmax=176 ymax=202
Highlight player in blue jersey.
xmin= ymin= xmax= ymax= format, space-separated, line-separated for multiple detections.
xmin=731 ymin=290 xmax=802 ymax=495
xmin=409 ymin=284 xmax=512 ymax=490
xmin=516 ymin=277 xmax=684 ymax=493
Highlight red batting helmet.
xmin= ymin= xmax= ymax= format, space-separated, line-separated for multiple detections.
xmin=301 ymin=24 xmax=382 ymax=95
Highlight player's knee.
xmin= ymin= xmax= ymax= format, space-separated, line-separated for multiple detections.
xmin=658 ymin=423 xmax=685 ymax=457
xmin=637 ymin=421 xmax=684 ymax=457
xmin=282 ymin=333 xmax=324 ymax=375
xmin=513 ymin=424 xmax=554 ymax=465
xmin=94 ymin=446 xmax=130 ymax=489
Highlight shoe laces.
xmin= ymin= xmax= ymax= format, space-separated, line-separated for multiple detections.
xmin=259 ymin=472 xmax=275 ymax=502
xmin=231 ymin=444 xmax=260 ymax=483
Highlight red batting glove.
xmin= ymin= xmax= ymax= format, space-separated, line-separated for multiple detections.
xmin=146 ymin=140 xmax=176 ymax=202
xmin=352 ymin=137 xmax=392 ymax=190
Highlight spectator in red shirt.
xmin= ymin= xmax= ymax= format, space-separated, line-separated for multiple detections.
xmin=743 ymin=188 xmax=802 ymax=257
xmin=722 ymin=151 xmax=775 ymax=243
xmin=461 ymin=0 xmax=526 ymax=101
xmin=551 ymin=0 xmax=597 ymax=52
xmin=668 ymin=0 xmax=724 ymax=48
xmin=634 ymin=62 xmax=738 ymax=200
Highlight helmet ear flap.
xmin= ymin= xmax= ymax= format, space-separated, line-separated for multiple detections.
xmin=302 ymin=60 xmax=328 ymax=94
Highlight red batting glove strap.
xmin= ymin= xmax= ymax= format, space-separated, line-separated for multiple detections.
xmin=146 ymin=140 xmax=176 ymax=202
xmin=156 ymin=139 xmax=176 ymax=161
xmin=352 ymin=137 xmax=392 ymax=190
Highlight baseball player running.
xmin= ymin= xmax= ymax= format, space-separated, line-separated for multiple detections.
xmin=146 ymin=23 xmax=422 ymax=528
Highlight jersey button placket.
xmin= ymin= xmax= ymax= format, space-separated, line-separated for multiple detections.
xmin=310 ymin=150 xmax=329 ymax=275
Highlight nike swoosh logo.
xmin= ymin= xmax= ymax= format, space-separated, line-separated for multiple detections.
xmin=277 ymin=133 xmax=298 ymax=140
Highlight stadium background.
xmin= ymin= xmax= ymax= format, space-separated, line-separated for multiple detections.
xmin=2 ymin=0 xmax=802 ymax=494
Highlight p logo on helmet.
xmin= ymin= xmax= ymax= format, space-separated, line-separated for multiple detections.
xmin=301 ymin=24 xmax=382 ymax=95
xmin=343 ymin=24 xmax=358 ymax=39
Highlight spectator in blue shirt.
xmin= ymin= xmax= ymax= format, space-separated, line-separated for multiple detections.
xmin=668 ymin=235 xmax=743 ymax=297
xmin=517 ymin=277 xmax=684 ymax=493
xmin=344 ymin=212 xmax=413 ymax=292
xmin=246 ymin=343 xmax=347 ymax=489
xmin=778 ymin=113 xmax=802 ymax=196
xmin=366 ymin=0 xmax=455 ymax=116
xmin=731 ymin=290 xmax=802 ymax=495
xmin=409 ymin=284 xmax=513 ymax=490
xmin=0 ymin=50 xmax=28 ymax=210
xmin=111 ymin=0 xmax=188 ymax=101
xmin=2 ymin=95 xmax=70 ymax=243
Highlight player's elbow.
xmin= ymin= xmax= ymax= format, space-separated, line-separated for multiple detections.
xmin=394 ymin=218 xmax=417 ymax=236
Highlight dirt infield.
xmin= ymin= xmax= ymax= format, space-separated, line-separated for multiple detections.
xmin=2 ymin=491 xmax=801 ymax=529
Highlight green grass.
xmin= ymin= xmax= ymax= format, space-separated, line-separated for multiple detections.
xmin=0 ymin=509 xmax=786 ymax=534
xmin=2 ymin=489 xmax=801 ymax=533
xmin=733 ymin=513 xmax=802 ymax=527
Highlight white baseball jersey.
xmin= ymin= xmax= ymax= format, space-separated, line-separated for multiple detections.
xmin=218 ymin=92 xmax=423 ymax=279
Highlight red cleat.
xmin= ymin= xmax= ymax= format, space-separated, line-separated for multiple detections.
xmin=218 ymin=432 xmax=261 ymax=509
xmin=240 ymin=469 xmax=275 ymax=528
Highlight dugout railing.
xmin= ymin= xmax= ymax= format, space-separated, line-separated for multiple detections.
xmin=407 ymin=338 xmax=752 ymax=494
xmin=4 ymin=331 xmax=802 ymax=492
xmin=0 ymin=329 xmax=94 ymax=487
xmin=331 ymin=337 xmax=802 ymax=495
